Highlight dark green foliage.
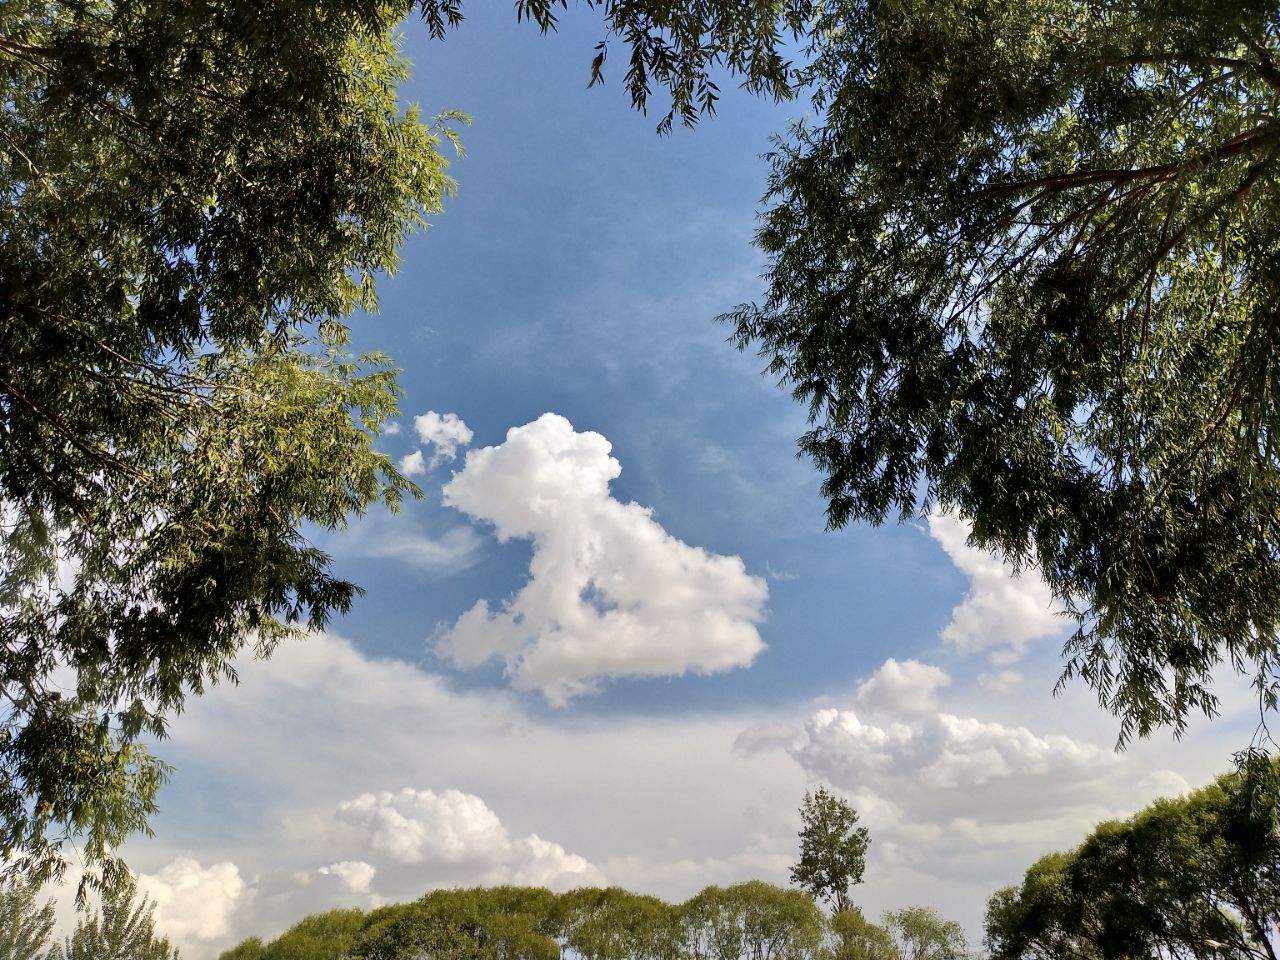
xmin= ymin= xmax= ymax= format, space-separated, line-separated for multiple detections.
xmin=790 ymin=788 xmax=869 ymax=913
xmin=828 ymin=909 xmax=896 ymax=960
xmin=216 ymin=939 xmax=267 ymax=960
xmin=986 ymin=753 xmax=1280 ymax=959
xmin=414 ymin=0 xmax=808 ymax=133
xmin=727 ymin=0 xmax=1280 ymax=740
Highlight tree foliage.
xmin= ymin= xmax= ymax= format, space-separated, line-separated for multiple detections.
xmin=985 ymin=752 xmax=1280 ymax=959
xmin=416 ymin=0 xmax=808 ymax=133
xmin=790 ymin=787 xmax=870 ymax=913
xmin=727 ymin=0 xmax=1280 ymax=740
xmin=51 ymin=874 xmax=178 ymax=960
xmin=0 ymin=880 xmax=56 ymax=960
xmin=1 ymin=0 xmax=801 ymax=890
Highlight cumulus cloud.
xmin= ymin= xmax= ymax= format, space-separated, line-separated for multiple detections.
xmin=399 ymin=450 xmax=427 ymax=477
xmin=437 ymin=414 xmax=768 ymax=703
xmin=318 ymin=860 xmax=376 ymax=893
xmin=856 ymin=658 xmax=951 ymax=717
xmin=137 ymin=856 xmax=244 ymax=948
xmin=337 ymin=787 xmax=602 ymax=888
xmin=928 ymin=510 xmax=1065 ymax=665
xmin=413 ymin=411 xmax=474 ymax=467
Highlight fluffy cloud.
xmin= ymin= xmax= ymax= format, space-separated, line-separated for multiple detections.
xmin=137 ymin=857 xmax=244 ymax=948
xmin=927 ymin=510 xmax=1065 ymax=665
xmin=318 ymin=860 xmax=376 ymax=893
xmin=437 ymin=414 xmax=768 ymax=703
xmin=856 ymin=658 xmax=951 ymax=717
xmin=337 ymin=787 xmax=603 ymax=888
xmin=399 ymin=450 xmax=427 ymax=477
xmin=414 ymin=411 xmax=474 ymax=467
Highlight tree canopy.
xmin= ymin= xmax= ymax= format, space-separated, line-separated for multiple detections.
xmin=726 ymin=0 xmax=1280 ymax=740
xmin=0 ymin=0 xmax=800 ymax=890
xmin=985 ymin=751 xmax=1280 ymax=959
xmin=789 ymin=788 xmax=870 ymax=914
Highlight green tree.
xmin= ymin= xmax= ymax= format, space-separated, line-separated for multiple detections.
xmin=827 ymin=909 xmax=896 ymax=960
xmin=0 ymin=0 xmax=798 ymax=890
xmin=986 ymin=753 xmax=1280 ymax=959
xmin=557 ymin=887 xmax=682 ymax=960
xmin=882 ymin=909 xmax=969 ymax=960
xmin=0 ymin=881 xmax=56 ymax=960
xmin=726 ymin=0 xmax=1280 ymax=740
xmin=351 ymin=887 xmax=560 ymax=960
xmin=258 ymin=908 xmax=365 ymax=960
xmin=790 ymin=788 xmax=870 ymax=913
xmin=216 ymin=940 xmax=267 ymax=960
xmin=51 ymin=875 xmax=178 ymax=960
xmin=683 ymin=882 xmax=824 ymax=960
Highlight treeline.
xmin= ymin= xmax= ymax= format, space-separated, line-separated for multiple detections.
xmin=2 ymin=757 xmax=1276 ymax=960
xmin=218 ymin=883 xmax=969 ymax=960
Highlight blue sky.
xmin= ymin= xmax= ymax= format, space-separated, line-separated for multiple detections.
xmin=66 ymin=9 xmax=1260 ymax=955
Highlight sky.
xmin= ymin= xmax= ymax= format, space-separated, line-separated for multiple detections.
xmin=53 ymin=8 xmax=1262 ymax=956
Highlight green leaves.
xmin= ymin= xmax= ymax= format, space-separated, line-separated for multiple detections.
xmin=790 ymin=788 xmax=870 ymax=914
xmin=985 ymin=755 xmax=1280 ymax=959
xmin=0 ymin=0 xmax=454 ymax=892
xmin=729 ymin=0 xmax=1280 ymax=742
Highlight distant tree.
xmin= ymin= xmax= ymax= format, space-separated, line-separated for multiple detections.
xmin=0 ymin=881 xmax=56 ymax=960
xmin=986 ymin=752 xmax=1280 ymax=959
xmin=683 ymin=882 xmax=825 ymax=960
xmin=557 ymin=887 xmax=682 ymax=960
xmin=51 ymin=875 xmax=178 ymax=960
xmin=259 ymin=908 xmax=365 ymax=960
xmin=216 ymin=939 xmax=267 ymax=960
xmin=882 ymin=908 xmax=970 ymax=960
xmin=827 ymin=909 xmax=896 ymax=960
xmin=351 ymin=887 xmax=559 ymax=960
xmin=790 ymin=788 xmax=870 ymax=913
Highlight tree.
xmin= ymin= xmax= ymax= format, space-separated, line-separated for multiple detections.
xmin=986 ymin=753 xmax=1280 ymax=960
xmin=789 ymin=788 xmax=870 ymax=913
xmin=414 ymin=0 xmax=807 ymax=134
xmin=557 ymin=887 xmax=682 ymax=960
xmin=258 ymin=908 xmax=366 ymax=960
xmin=52 ymin=874 xmax=178 ymax=960
xmin=0 ymin=881 xmax=56 ymax=960
xmin=882 ymin=909 xmax=970 ymax=960
xmin=827 ymin=909 xmax=896 ymax=960
xmin=681 ymin=882 xmax=825 ymax=960
xmin=216 ymin=940 xmax=267 ymax=960
xmin=726 ymin=0 xmax=1280 ymax=741
xmin=0 ymin=0 xmax=798 ymax=890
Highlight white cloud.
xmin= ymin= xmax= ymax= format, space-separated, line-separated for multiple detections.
xmin=437 ymin=413 xmax=768 ymax=703
xmin=337 ymin=787 xmax=603 ymax=888
xmin=317 ymin=860 xmax=376 ymax=893
xmin=413 ymin=411 xmax=474 ymax=467
xmin=399 ymin=450 xmax=427 ymax=477
xmin=384 ymin=421 xmax=402 ymax=436
xmin=137 ymin=857 xmax=244 ymax=949
xmin=979 ymin=669 xmax=1024 ymax=693
xmin=337 ymin=513 xmax=483 ymax=574
xmin=927 ymin=510 xmax=1065 ymax=665
xmin=856 ymin=658 xmax=951 ymax=717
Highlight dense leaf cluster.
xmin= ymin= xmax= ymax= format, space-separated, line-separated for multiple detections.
xmin=728 ymin=0 xmax=1280 ymax=740
xmin=986 ymin=752 xmax=1280 ymax=959
xmin=0 ymin=0 xmax=457 ymax=892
